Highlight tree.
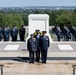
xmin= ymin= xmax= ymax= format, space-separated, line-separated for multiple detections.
xmin=0 ymin=14 xmax=24 ymax=29
xmin=74 ymin=9 xmax=76 ymax=14
xmin=21 ymin=13 xmax=28 ymax=26
xmin=56 ymin=14 xmax=72 ymax=27
xmin=71 ymin=14 xmax=76 ymax=26
xmin=49 ymin=12 xmax=57 ymax=26
xmin=0 ymin=13 xmax=4 ymax=27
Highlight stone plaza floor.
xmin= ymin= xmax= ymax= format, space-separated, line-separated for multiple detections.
xmin=0 ymin=42 xmax=76 ymax=75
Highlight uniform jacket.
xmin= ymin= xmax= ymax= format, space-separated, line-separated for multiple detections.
xmin=27 ymin=38 xmax=37 ymax=51
xmin=4 ymin=28 xmax=9 ymax=37
xmin=70 ymin=28 xmax=76 ymax=36
xmin=11 ymin=28 xmax=18 ymax=37
xmin=55 ymin=27 xmax=61 ymax=37
xmin=34 ymin=34 xmax=40 ymax=48
xmin=7 ymin=28 xmax=11 ymax=35
xmin=39 ymin=36 xmax=50 ymax=50
xmin=63 ymin=27 xmax=70 ymax=37
xmin=19 ymin=28 xmax=25 ymax=36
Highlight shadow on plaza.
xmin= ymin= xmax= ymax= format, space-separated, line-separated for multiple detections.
xmin=0 ymin=57 xmax=76 ymax=62
xmin=0 ymin=57 xmax=29 ymax=62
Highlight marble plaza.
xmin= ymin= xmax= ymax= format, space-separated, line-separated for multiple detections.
xmin=0 ymin=42 xmax=76 ymax=75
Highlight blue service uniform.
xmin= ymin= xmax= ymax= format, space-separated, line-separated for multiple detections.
xmin=7 ymin=27 xmax=11 ymax=41
xmin=34 ymin=34 xmax=41 ymax=62
xmin=70 ymin=27 xmax=76 ymax=41
xmin=55 ymin=27 xmax=61 ymax=41
xmin=27 ymin=38 xmax=37 ymax=63
xmin=63 ymin=27 xmax=70 ymax=41
xmin=4 ymin=28 xmax=10 ymax=41
xmin=39 ymin=36 xmax=50 ymax=63
xmin=11 ymin=28 xmax=18 ymax=41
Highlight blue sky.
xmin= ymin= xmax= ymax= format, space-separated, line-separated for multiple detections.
xmin=0 ymin=0 xmax=76 ymax=7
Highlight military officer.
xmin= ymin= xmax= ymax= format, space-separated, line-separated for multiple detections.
xmin=39 ymin=31 xmax=50 ymax=64
xmin=27 ymin=34 xmax=37 ymax=63
xmin=34 ymin=30 xmax=41 ymax=62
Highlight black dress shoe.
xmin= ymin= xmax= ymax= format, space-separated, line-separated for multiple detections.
xmin=44 ymin=62 xmax=46 ymax=64
xmin=42 ymin=62 xmax=46 ymax=64
xmin=42 ymin=61 xmax=44 ymax=63
xmin=36 ymin=60 xmax=40 ymax=62
xmin=29 ymin=61 xmax=32 ymax=63
xmin=32 ymin=62 xmax=34 ymax=64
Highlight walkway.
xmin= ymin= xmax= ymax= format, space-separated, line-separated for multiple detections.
xmin=0 ymin=42 xmax=76 ymax=75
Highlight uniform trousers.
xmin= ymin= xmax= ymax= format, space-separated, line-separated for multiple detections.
xmin=29 ymin=51 xmax=34 ymax=62
xmin=36 ymin=48 xmax=40 ymax=62
xmin=41 ymin=50 xmax=47 ymax=63
xmin=4 ymin=36 xmax=9 ymax=41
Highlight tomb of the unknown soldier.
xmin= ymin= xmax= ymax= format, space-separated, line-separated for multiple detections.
xmin=26 ymin=14 xmax=53 ymax=42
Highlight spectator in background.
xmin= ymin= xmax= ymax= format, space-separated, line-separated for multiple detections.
xmin=55 ymin=26 xmax=61 ymax=41
xmin=7 ymin=26 xmax=11 ymax=41
xmin=19 ymin=25 xmax=25 ymax=41
xmin=62 ymin=26 xmax=70 ymax=41
xmin=3 ymin=26 xmax=10 ymax=41
xmin=0 ymin=26 xmax=3 ymax=41
xmin=11 ymin=25 xmax=18 ymax=41
xmin=70 ymin=26 xmax=76 ymax=41
xmin=15 ymin=26 xmax=18 ymax=41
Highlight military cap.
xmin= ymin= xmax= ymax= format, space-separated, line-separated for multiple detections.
xmin=35 ymin=29 xmax=40 ymax=32
xmin=42 ymin=31 xmax=47 ymax=34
